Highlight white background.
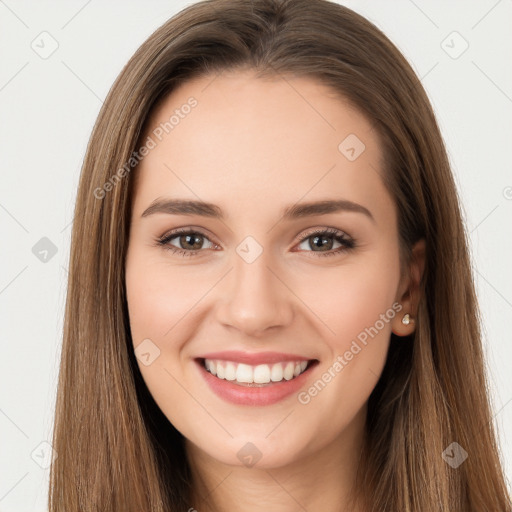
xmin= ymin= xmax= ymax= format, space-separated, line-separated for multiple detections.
xmin=0 ymin=1 xmax=511 ymax=510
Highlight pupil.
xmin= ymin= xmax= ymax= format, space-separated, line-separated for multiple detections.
xmin=183 ymin=234 xmax=202 ymax=250
xmin=312 ymin=235 xmax=332 ymax=251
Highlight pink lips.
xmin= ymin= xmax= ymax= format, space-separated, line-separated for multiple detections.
xmin=194 ymin=352 xmax=319 ymax=406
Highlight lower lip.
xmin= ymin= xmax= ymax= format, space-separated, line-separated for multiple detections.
xmin=195 ymin=359 xmax=319 ymax=406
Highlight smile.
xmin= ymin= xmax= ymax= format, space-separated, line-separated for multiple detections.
xmin=194 ymin=356 xmax=320 ymax=406
xmin=203 ymin=358 xmax=309 ymax=386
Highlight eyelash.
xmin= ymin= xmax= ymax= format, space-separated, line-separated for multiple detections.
xmin=155 ymin=227 xmax=356 ymax=258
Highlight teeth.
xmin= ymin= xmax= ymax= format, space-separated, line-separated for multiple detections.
xmin=283 ymin=362 xmax=294 ymax=380
xmin=270 ymin=363 xmax=283 ymax=382
xmin=236 ymin=363 xmax=253 ymax=383
xmin=203 ymin=358 xmax=310 ymax=384
xmin=253 ymin=364 xmax=270 ymax=384
xmin=225 ymin=362 xmax=236 ymax=381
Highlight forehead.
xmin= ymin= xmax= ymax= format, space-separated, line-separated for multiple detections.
xmin=133 ymin=70 xmax=391 ymax=222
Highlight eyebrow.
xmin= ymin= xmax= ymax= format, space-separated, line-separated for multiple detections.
xmin=141 ymin=198 xmax=374 ymax=222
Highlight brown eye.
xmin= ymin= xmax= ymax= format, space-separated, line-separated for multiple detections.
xmin=157 ymin=229 xmax=216 ymax=257
xmin=296 ymin=228 xmax=355 ymax=257
xmin=174 ymin=233 xmax=205 ymax=251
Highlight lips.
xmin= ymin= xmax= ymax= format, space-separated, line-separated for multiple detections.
xmin=194 ymin=351 xmax=319 ymax=406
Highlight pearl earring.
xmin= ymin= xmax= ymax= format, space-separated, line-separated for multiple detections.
xmin=402 ymin=313 xmax=412 ymax=325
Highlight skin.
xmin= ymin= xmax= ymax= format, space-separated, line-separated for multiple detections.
xmin=125 ymin=69 xmax=425 ymax=512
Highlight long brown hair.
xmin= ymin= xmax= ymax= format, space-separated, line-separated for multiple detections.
xmin=49 ymin=0 xmax=511 ymax=510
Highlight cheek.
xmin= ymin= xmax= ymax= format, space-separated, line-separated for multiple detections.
xmin=293 ymin=255 xmax=400 ymax=428
xmin=125 ymin=250 xmax=200 ymax=422
xmin=125 ymin=247 xmax=219 ymax=409
xmin=295 ymin=255 xmax=400 ymax=347
xmin=125 ymin=251 xmax=201 ymax=344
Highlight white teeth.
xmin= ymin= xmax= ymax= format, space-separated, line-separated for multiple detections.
xmin=283 ymin=362 xmax=295 ymax=380
xmin=203 ymin=358 xmax=311 ymax=384
xmin=236 ymin=363 xmax=253 ymax=383
xmin=253 ymin=364 xmax=271 ymax=384
xmin=225 ymin=362 xmax=237 ymax=381
xmin=270 ymin=363 xmax=283 ymax=382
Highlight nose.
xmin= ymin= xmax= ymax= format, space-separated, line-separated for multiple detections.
xmin=215 ymin=249 xmax=294 ymax=338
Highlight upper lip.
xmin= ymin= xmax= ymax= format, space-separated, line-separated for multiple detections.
xmin=197 ymin=351 xmax=316 ymax=365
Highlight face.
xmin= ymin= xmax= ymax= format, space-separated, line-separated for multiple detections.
xmin=125 ymin=69 xmax=415 ymax=469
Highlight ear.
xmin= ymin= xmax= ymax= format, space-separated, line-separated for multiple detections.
xmin=391 ymin=239 xmax=426 ymax=336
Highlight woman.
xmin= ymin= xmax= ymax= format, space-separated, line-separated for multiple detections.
xmin=48 ymin=0 xmax=512 ymax=510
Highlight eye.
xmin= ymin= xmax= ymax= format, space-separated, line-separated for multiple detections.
xmin=156 ymin=228 xmax=217 ymax=257
xmin=156 ymin=226 xmax=355 ymax=258
xmin=294 ymin=227 xmax=355 ymax=257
